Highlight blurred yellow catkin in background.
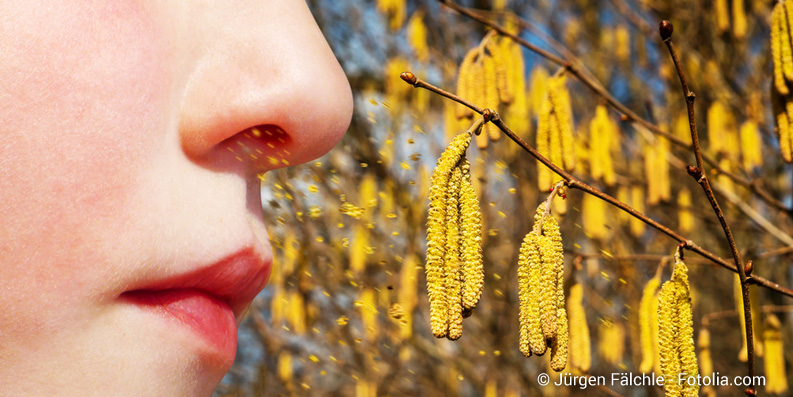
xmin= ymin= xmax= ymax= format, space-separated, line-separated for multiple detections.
xmin=764 ymin=314 xmax=789 ymax=394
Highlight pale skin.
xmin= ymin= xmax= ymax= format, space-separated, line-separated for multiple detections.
xmin=0 ymin=1 xmax=352 ymax=395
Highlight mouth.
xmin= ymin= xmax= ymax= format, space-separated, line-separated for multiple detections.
xmin=119 ymin=247 xmax=271 ymax=358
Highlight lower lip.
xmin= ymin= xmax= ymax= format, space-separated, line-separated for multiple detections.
xmin=121 ymin=289 xmax=237 ymax=359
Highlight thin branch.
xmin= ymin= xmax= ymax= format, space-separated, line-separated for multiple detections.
xmin=714 ymin=182 xmax=793 ymax=247
xmin=702 ymin=305 xmax=793 ymax=328
xmin=659 ymin=20 xmax=755 ymax=394
xmin=399 ymin=72 xmax=793 ymax=301
xmin=436 ymin=0 xmax=791 ymax=214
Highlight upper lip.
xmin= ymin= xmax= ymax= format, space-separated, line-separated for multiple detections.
xmin=122 ymin=246 xmax=272 ymax=320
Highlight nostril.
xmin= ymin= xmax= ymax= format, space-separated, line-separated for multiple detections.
xmin=220 ymin=124 xmax=294 ymax=171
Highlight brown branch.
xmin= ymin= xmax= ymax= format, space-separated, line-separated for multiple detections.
xmin=436 ymin=0 xmax=791 ymax=214
xmin=659 ymin=20 xmax=756 ymax=394
xmin=702 ymin=305 xmax=793 ymax=328
xmin=399 ymin=71 xmax=793 ymax=302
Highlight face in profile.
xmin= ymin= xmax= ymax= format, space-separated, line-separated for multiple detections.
xmin=0 ymin=1 xmax=352 ymax=395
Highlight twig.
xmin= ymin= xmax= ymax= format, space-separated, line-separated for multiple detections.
xmin=702 ymin=305 xmax=793 ymax=328
xmin=714 ymin=181 xmax=793 ymax=247
xmin=659 ymin=20 xmax=755 ymax=394
xmin=436 ymin=0 xmax=791 ymax=214
xmin=399 ymin=72 xmax=793 ymax=301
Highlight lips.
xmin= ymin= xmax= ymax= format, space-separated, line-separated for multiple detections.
xmin=119 ymin=247 xmax=271 ymax=358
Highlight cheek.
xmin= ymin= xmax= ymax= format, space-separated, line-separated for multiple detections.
xmin=0 ymin=2 xmax=175 ymax=312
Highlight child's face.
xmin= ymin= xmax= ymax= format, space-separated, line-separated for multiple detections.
xmin=0 ymin=1 xmax=352 ymax=394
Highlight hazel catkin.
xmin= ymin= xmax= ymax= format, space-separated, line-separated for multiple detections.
xmin=427 ymin=132 xmax=471 ymax=338
xmin=459 ymin=159 xmax=484 ymax=310
xmin=764 ymin=314 xmax=789 ymax=394
xmin=639 ymin=275 xmax=661 ymax=374
xmin=444 ymin=166 xmax=464 ymax=340
xmin=567 ymin=283 xmax=590 ymax=373
xmin=658 ymin=256 xmax=699 ymax=397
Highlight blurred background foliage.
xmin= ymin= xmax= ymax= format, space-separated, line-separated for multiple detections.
xmin=215 ymin=0 xmax=793 ymax=395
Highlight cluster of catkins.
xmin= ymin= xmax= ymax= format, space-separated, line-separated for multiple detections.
xmin=455 ymin=33 xmax=523 ymax=149
xmin=517 ymin=203 xmax=568 ymax=372
xmin=771 ymin=0 xmax=793 ymax=162
xmin=426 ymin=131 xmax=484 ymax=340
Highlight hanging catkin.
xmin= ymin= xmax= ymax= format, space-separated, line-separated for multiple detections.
xmin=567 ymin=283 xmax=591 ymax=372
xmin=698 ymin=329 xmax=716 ymax=397
xmin=764 ymin=314 xmax=789 ymax=394
xmin=459 ymin=158 xmax=484 ymax=310
xmin=733 ymin=274 xmax=764 ymax=361
xmin=589 ymin=105 xmax=617 ymax=186
xmin=536 ymin=76 xmax=575 ymax=191
xmin=639 ymin=275 xmax=661 ymax=373
xmin=771 ymin=1 xmax=793 ymax=163
xmin=658 ymin=255 xmax=698 ymax=397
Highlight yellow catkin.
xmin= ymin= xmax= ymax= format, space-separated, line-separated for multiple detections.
xmin=504 ymin=36 xmax=529 ymax=143
xmin=786 ymin=98 xmax=793 ymax=163
xmin=287 ymin=290 xmax=307 ymax=335
xmin=398 ymin=254 xmax=419 ymax=340
xmin=537 ymin=97 xmax=553 ymax=191
xmin=715 ymin=0 xmax=729 ymax=34
xmin=277 ymin=352 xmax=293 ymax=383
xmin=459 ymin=158 xmax=484 ymax=310
xmin=678 ymin=189 xmax=693 ymax=233
xmin=519 ymin=232 xmax=545 ymax=356
xmin=360 ymin=287 xmax=378 ymax=344
xmin=529 ymin=66 xmax=550 ymax=118
xmin=445 ymin=165 xmax=464 ymax=340
xmin=350 ymin=223 xmax=369 ymax=274
xmin=707 ymin=101 xmax=728 ymax=155
xmin=772 ymin=4 xmax=790 ymax=95
xmin=698 ymin=329 xmax=716 ymax=397
xmin=482 ymin=53 xmax=501 ymax=142
xmin=658 ymin=257 xmax=699 ymax=397
xmin=656 ymin=136 xmax=671 ymax=202
xmin=456 ymin=49 xmax=479 ymax=119
xmin=407 ymin=10 xmax=429 ymax=62
xmin=548 ymin=104 xmax=563 ymax=188
xmin=639 ymin=276 xmax=661 ymax=373
xmin=764 ymin=314 xmax=789 ymax=394
xmin=548 ymin=76 xmax=576 ymax=171
xmin=739 ymin=120 xmax=763 ymax=172
xmin=384 ymin=57 xmax=411 ymax=115
xmin=734 ymin=274 xmax=764 ymax=361
xmin=783 ymin=1 xmax=793 ymax=82
xmin=732 ymin=0 xmax=747 ymax=38
xmin=427 ymin=132 xmax=472 ymax=338
xmin=617 ymin=187 xmax=630 ymax=225
xmin=630 ymin=186 xmax=646 ymax=237
xmin=550 ymin=305 xmax=569 ymax=372
xmin=568 ymin=283 xmax=591 ymax=372
xmin=270 ymin=286 xmax=285 ymax=325
xmin=598 ymin=320 xmax=625 ymax=366
xmin=582 ymin=194 xmax=608 ymax=240
xmin=674 ymin=114 xmax=694 ymax=146
xmin=615 ymin=25 xmax=630 ymax=62
xmin=538 ymin=208 xmax=563 ymax=340
xmin=589 ymin=105 xmax=617 ymax=186
xmin=643 ymin=132 xmax=670 ymax=205
xmin=485 ymin=379 xmax=497 ymax=397
xmin=490 ymin=41 xmax=511 ymax=104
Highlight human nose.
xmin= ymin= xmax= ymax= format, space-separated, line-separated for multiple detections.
xmin=177 ymin=2 xmax=353 ymax=171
